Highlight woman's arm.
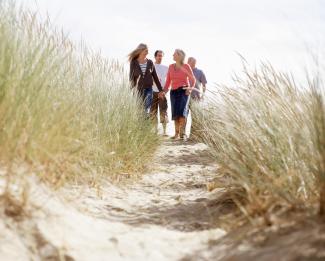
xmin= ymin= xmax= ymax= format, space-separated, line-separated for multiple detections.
xmin=185 ymin=64 xmax=196 ymax=88
xmin=164 ymin=66 xmax=171 ymax=92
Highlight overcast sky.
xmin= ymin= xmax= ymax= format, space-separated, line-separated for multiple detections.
xmin=21 ymin=0 xmax=324 ymax=85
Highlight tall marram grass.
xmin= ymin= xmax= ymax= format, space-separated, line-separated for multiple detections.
xmin=0 ymin=2 xmax=158 ymax=185
xmin=192 ymin=63 xmax=325 ymax=222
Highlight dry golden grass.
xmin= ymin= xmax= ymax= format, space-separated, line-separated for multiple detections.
xmin=0 ymin=1 xmax=159 ymax=187
xmin=192 ymin=62 xmax=325 ymax=223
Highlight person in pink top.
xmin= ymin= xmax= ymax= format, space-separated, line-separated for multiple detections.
xmin=164 ymin=49 xmax=196 ymax=140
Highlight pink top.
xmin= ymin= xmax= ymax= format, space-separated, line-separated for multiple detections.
xmin=164 ymin=63 xmax=196 ymax=91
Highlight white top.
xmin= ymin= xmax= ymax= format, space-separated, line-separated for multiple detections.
xmin=139 ymin=62 xmax=147 ymax=75
xmin=153 ymin=63 xmax=168 ymax=92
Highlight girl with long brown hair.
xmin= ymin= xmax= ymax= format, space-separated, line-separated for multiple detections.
xmin=128 ymin=43 xmax=165 ymax=116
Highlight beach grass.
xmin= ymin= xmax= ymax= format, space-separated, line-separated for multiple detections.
xmin=192 ymin=62 xmax=325 ymax=222
xmin=0 ymin=1 xmax=159 ymax=187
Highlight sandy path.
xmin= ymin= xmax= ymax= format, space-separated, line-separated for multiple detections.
xmin=73 ymin=140 xmax=228 ymax=231
xmin=2 ymin=112 xmax=323 ymax=260
xmin=55 ymin=140 xmax=227 ymax=260
xmin=1 ymin=139 xmax=229 ymax=261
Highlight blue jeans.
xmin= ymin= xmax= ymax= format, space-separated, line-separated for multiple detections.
xmin=141 ymin=87 xmax=153 ymax=116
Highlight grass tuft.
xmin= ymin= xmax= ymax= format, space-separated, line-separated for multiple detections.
xmin=192 ymin=62 xmax=325 ymax=223
xmin=0 ymin=1 xmax=159 ymax=185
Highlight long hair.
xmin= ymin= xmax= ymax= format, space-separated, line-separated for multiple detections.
xmin=175 ymin=49 xmax=186 ymax=65
xmin=128 ymin=43 xmax=148 ymax=62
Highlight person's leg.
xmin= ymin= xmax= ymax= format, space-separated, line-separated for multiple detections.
xmin=170 ymin=90 xmax=179 ymax=139
xmin=179 ymin=117 xmax=186 ymax=139
xmin=179 ymin=90 xmax=190 ymax=140
xmin=150 ymin=92 xmax=159 ymax=127
xmin=173 ymin=117 xmax=180 ymax=139
xmin=162 ymin=122 xmax=167 ymax=135
xmin=159 ymin=96 xmax=168 ymax=136
xmin=144 ymin=87 xmax=153 ymax=118
xmin=188 ymin=97 xmax=199 ymax=139
xmin=184 ymin=99 xmax=190 ymax=132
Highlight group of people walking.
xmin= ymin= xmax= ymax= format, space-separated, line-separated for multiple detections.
xmin=128 ymin=43 xmax=207 ymax=140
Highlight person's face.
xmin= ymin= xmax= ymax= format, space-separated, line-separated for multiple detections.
xmin=155 ymin=52 xmax=163 ymax=64
xmin=173 ymin=51 xmax=179 ymax=62
xmin=188 ymin=59 xmax=196 ymax=69
xmin=140 ymin=48 xmax=148 ymax=57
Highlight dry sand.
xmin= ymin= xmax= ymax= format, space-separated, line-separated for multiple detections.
xmin=0 ymin=139 xmax=227 ymax=261
xmin=2 ymin=137 xmax=325 ymax=261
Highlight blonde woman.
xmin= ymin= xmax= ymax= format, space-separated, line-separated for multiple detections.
xmin=164 ymin=49 xmax=196 ymax=140
xmin=129 ymin=43 xmax=164 ymax=116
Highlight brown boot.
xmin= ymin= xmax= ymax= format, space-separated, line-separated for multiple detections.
xmin=179 ymin=117 xmax=187 ymax=140
xmin=172 ymin=118 xmax=180 ymax=139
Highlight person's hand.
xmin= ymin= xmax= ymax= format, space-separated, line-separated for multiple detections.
xmin=158 ymin=91 xmax=165 ymax=99
xmin=185 ymin=87 xmax=192 ymax=96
